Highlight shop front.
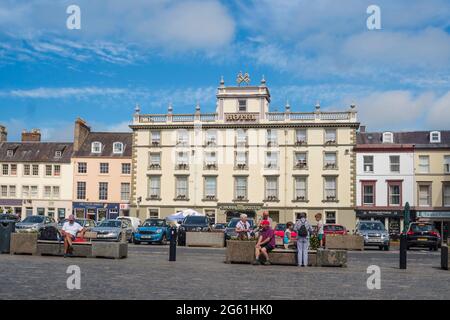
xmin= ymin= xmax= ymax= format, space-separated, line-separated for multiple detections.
xmin=218 ymin=203 xmax=263 ymax=223
xmin=0 ymin=199 xmax=23 ymax=218
xmin=416 ymin=211 xmax=450 ymax=242
xmin=72 ymin=202 xmax=120 ymax=222
xmin=356 ymin=210 xmax=404 ymax=239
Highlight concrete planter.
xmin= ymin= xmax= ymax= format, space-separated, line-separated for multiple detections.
xmin=325 ymin=235 xmax=364 ymax=251
xmin=186 ymin=232 xmax=224 ymax=248
xmin=316 ymin=248 xmax=347 ymax=267
xmin=269 ymin=249 xmax=317 ymax=266
xmin=37 ymin=241 xmax=92 ymax=257
xmin=10 ymin=232 xmax=38 ymax=255
xmin=92 ymin=242 xmax=128 ymax=259
xmin=225 ymin=240 xmax=256 ymax=264
xmin=441 ymin=245 xmax=449 ymax=270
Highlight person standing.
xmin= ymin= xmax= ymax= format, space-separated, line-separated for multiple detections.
xmin=236 ymin=214 xmax=251 ymax=240
xmin=294 ymin=213 xmax=313 ymax=267
xmin=315 ymin=213 xmax=324 ymax=248
xmin=284 ymin=222 xmax=294 ymax=249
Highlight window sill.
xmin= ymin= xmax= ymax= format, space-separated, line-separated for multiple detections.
xmin=202 ymin=198 xmax=218 ymax=202
xmin=146 ymin=197 xmax=161 ymax=201
xmin=233 ymin=199 xmax=249 ymax=202
xmin=174 ymin=198 xmax=190 ymax=201
xmin=322 ymin=200 xmax=339 ymax=203
xmin=292 ymin=200 xmax=309 ymax=203
xmin=263 ymin=199 xmax=280 ymax=203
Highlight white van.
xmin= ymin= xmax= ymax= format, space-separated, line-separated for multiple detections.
xmin=116 ymin=216 xmax=142 ymax=234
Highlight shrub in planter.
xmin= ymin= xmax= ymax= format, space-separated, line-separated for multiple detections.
xmin=309 ymin=235 xmax=320 ymax=251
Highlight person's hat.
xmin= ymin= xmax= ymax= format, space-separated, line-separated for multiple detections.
xmin=261 ymin=220 xmax=270 ymax=226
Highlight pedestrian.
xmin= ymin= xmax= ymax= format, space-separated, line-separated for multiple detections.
xmin=258 ymin=211 xmax=273 ymax=228
xmin=236 ymin=213 xmax=251 ymax=240
xmin=294 ymin=213 xmax=313 ymax=267
xmin=284 ymin=222 xmax=294 ymax=249
xmin=315 ymin=213 xmax=324 ymax=248
xmin=253 ymin=220 xmax=275 ymax=265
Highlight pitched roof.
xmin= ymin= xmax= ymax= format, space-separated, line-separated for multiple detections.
xmin=73 ymin=132 xmax=132 ymax=158
xmin=0 ymin=142 xmax=73 ymax=163
xmin=357 ymin=131 xmax=450 ymax=149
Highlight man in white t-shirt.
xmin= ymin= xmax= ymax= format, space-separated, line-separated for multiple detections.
xmin=61 ymin=214 xmax=85 ymax=257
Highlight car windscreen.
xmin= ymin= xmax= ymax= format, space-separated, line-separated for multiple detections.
xmin=275 ymin=224 xmax=286 ymax=231
xmin=183 ymin=216 xmax=208 ymax=225
xmin=410 ymin=224 xmax=433 ymax=232
xmin=143 ymin=220 xmax=165 ymax=227
xmin=98 ymin=221 xmax=121 ymax=228
xmin=359 ymin=222 xmax=384 ymax=231
xmin=324 ymin=225 xmax=345 ymax=232
xmin=22 ymin=216 xmax=45 ymax=223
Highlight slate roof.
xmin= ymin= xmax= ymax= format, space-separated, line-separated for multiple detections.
xmin=0 ymin=142 xmax=73 ymax=163
xmin=357 ymin=131 xmax=450 ymax=149
xmin=73 ymin=132 xmax=132 ymax=158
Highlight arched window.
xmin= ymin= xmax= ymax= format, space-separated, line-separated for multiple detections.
xmin=91 ymin=141 xmax=102 ymax=153
xmin=113 ymin=142 xmax=124 ymax=154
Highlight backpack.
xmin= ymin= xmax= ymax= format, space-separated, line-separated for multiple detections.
xmin=38 ymin=226 xmax=61 ymax=241
xmin=297 ymin=222 xmax=308 ymax=238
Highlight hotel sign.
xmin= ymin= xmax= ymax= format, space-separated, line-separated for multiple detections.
xmin=218 ymin=203 xmax=263 ymax=211
xmin=225 ymin=113 xmax=258 ymax=122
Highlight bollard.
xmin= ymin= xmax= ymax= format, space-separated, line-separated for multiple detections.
xmin=441 ymin=245 xmax=448 ymax=270
xmin=399 ymin=233 xmax=407 ymax=269
xmin=169 ymin=227 xmax=177 ymax=262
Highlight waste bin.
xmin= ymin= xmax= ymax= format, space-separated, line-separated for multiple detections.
xmin=0 ymin=221 xmax=16 ymax=253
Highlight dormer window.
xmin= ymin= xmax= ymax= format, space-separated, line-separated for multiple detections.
xmin=113 ymin=142 xmax=124 ymax=154
xmin=54 ymin=151 xmax=62 ymax=158
xmin=91 ymin=141 xmax=102 ymax=153
xmin=6 ymin=150 xmax=13 ymax=157
xmin=382 ymin=132 xmax=393 ymax=143
xmin=430 ymin=131 xmax=441 ymax=143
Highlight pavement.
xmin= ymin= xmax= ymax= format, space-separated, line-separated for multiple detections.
xmin=0 ymin=244 xmax=449 ymax=300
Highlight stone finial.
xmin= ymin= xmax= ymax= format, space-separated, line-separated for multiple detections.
xmin=350 ymin=102 xmax=356 ymax=110
xmin=195 ymin=102 xmax=201 ymax=112
xmin=168 ymin=102 xmax=173 ymax=114
xmin=134 ymin=103 xmax=141 ymax=114
xmin=220 ymin=75 xmax=225 ymax=87
xmin=260 ymin=75 xmax=266 ymax=86
xmin=285 ymin=100 xmax=290 ymax=112
xmin=315 ymin=101 xmax=321 ymax=110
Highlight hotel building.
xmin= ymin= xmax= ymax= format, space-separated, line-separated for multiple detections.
xmin=129 ymin=76 xmax=360 ymax=230
xmin=0 ymin=127 xmax=73 ymax=220
xmin=71 ymin=119 xmax=132 ymax=221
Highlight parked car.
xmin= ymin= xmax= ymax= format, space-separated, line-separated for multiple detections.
xmin=134 ymin=219 xmax=170 ymax=245
xmin=178 ymin=215 xmax=212 ymax=246
xmin=212 ymin=223 xmax=227 ymax=232
xmin=224 ymin=218 xmax=256 ymax=242
xmin=356 ymin=221 xmax=390 ymax=250
xmin=116 ymin=216 xmax=142 ymax=242
xmin=15 ymin=215 xmax=57 ymax=233
xmin=0 ymin=213 xmax=20 ymax=222
xmin=274 ymin=223 xmax=298 ymax=247
xmin=406 ymin=222 xmax=441 ymax=251
xmin=323 ymin=224 xmax=347 ymax=246
xmin=57 ymin=218 xmax=97 ymax=232
xmin=92 ymin=219 xmax=133 ymax=242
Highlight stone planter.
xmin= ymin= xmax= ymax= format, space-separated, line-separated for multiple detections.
xmin=316 ymin=248 xmax=347 ymax=267
xmin=186 ymin=232 xmax=224 ymax=248
xmin=225 ymin=240 xmax=256 ymax=264
xmin=325 ymin=235 xmax=364 ymax=251
xmin=268 ymin=249 xmax=318 ymax=266
xmin=92 ymin=242 xmax=128 ymax=259
xmin=10 ymin=232 xmax=38 ymax=255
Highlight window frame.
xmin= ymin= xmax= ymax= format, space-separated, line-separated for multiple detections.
xmin=361 ymin=180 xmax=376 ymax=206
xmin=387 ymin=180 xmax=402 ymax=207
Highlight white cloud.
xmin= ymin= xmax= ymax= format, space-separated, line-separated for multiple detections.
xmin=426 ymin=91 xmax=450 ymax=129
xmin=0 ymin=87 xmax=128 ymax=99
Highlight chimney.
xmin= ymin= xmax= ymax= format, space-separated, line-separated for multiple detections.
xmin=0 ymin=125 xmax=7 ymax=142
xmin=21 ymin=129 xmax=41 ymax=142
xmin=74 ymin=118 xmax=90 ymax=152
xmin=360 ymin=125 xmax=366 ymax=133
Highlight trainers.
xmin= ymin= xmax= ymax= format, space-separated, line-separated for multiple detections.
xmin=252 ymin=260 xmax=261 ymax=265
xmin=263 ymin=261 xmax=271 ymax=266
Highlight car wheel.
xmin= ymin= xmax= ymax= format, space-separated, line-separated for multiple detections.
xmin=133 ymin=239 xmax=141 ymax=245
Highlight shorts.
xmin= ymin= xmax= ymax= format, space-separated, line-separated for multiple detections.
xmin=262 ymin=243 xmax=274 ymax=252
xmin=318 ymin=234 xmax=323 ymax=241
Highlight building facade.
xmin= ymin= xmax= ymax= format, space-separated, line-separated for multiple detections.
xmin=71 ymin=119 xmax=132 ymax=221
xmin=130 ymin=76 xmax=359 ymax=230
xmin=0 ymin=127 xmax=73 ymax=220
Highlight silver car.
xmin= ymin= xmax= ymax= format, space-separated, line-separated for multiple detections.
xmin=356 ymin=221 xmax=390 ymax=251
xmin=92 ymin=219 xmax=133 ymax=242
xmin=15 ymin=215 xmax=57 ymax=233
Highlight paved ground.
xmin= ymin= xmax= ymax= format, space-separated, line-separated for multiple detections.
xmin=0 ymin=244 xmax=448 ymax=300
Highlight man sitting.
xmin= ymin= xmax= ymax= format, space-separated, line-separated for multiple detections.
xmin=61 ymin=215 xmax=85 ymax=257
xmin=253 ymin=220 xmax=275 ymax=265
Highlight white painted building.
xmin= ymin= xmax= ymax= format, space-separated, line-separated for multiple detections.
xmin=355 ymin=130 xmax=415 ymax=235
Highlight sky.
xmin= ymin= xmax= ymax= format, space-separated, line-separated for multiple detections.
xmin=0 ymin=0 xmax=449 ymax=141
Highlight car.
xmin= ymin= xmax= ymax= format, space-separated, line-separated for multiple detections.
xmin=116 ymin=216 xmax=142 ymax=242
xmin=57 ymin=218 xmax=97 ymax=232
xmin=356 ymin=221 xmax=390 ymax=250
xmin=274 ymin=223 xmax=298 ymax=247
xmin=406 ymin=222 xmax=441 ymax=251
xmin=224 ymin=218 xmax=256 ymax=242
xmin=212 ymin=223 xmax=227 ymax=232
xmin=134 ymin=219 xmax=170 ymax=245
xmin=0 ymin=213 xmax=21 ymax=222
xmin=323 ymin=224 xmax=347 ymax=246
xmin=92 ymin=219 xmax=133 ymax=242
xmin=15 ymin=215 xmax=57 ymax=233
xmin=178 ymin=215 xmax=212 ymax=246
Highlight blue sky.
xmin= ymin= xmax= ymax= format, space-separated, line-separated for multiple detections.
xmin=0 ymin=0 xmax=449 ymax=141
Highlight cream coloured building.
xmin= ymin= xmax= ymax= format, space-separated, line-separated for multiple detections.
xmin=129 ymin=76 xmax=359 ymax=230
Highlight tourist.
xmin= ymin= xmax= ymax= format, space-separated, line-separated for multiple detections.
xmin=236 ymin=213 xmax=251 ymax=240
xmin=253 ymin=220 xmax=275 ymax=265
xmin=284 ymin=222 xmax=294 ymax=249
xmin=315 ymin=213 xmax=324 ymax=248
xmin=61 ymin=215 xmax=85 ymax=257
xmin=258 ymin=210 xmax=273 ymax=228
xmin=294 ymin=213 xmax=313 ymax=267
